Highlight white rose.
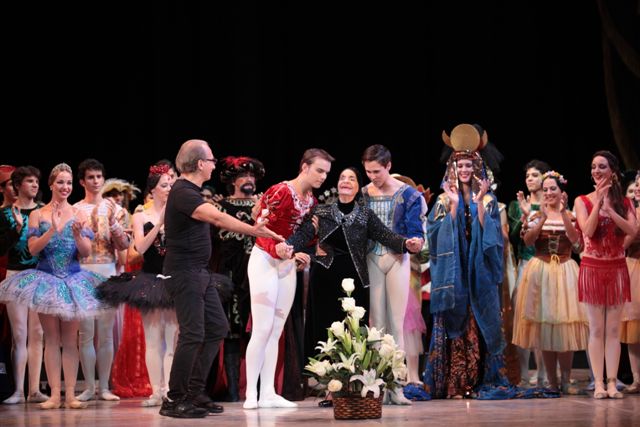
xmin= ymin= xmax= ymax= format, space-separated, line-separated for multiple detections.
xmin=382 ymin=334 xmax=396 ymax=346
xmin=351 ymin=306 xmax=366 ymax=320
xmin=341 ymin=297 xmax=356 ymax=312
xmin=330 ymin=321 xmax=345 ymax=338
xmin=327 ymin=379 xmax=343 ymax=393
xmin=379 ymin=343 xmax=395 ymax=359
xmin=366 ymin=326 xmax=382 ymax=342
xmin=341 ymin=278 xmax=355 ymax=294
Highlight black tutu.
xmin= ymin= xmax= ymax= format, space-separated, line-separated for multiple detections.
xmin=97 ymin=272 xmax=172 ymax=312
xmin=97 ymin=271 xmax=235 ymax=311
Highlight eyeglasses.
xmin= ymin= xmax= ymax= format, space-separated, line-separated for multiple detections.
xmin=202 ymin=158 xmax=218 ymax=165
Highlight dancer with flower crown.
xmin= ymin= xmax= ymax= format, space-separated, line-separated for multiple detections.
xmin=512 ymin=170 xmax=588 ymax=394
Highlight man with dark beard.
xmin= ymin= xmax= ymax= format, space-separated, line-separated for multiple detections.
xmin=207 ymin=156 xmax=265 ymax=402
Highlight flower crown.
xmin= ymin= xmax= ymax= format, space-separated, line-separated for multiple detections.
xmin=149 ymin=164 xmax=171 ymax=176
xmin=541 ymin=170 xmax=567 ymax=185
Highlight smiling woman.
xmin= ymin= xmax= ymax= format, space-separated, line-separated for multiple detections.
xmin=276 ymin=166 xmax=421 ymax=406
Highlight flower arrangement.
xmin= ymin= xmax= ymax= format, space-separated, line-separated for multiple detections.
xmin=305 ymin=278 xmax=408 ymax=399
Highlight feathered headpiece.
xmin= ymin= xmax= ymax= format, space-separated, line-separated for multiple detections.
xmin=219 ymin=156 xmax=265 ymax=183
xmin=101 ymin=178 xmax=141 ymax=201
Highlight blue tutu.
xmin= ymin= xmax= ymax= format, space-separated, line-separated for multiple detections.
xmin=0 ymin=221 xmax=109 ymax=320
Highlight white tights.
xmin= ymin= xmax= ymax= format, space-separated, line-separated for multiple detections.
xmin=245 ymin=247 xmax=297 ymax=401
xmin=78 ymin=263 xmax=117 ymax=393
xmin=367 ymin=253 xmax=410 ymax=350
xmin=79 ymin=310 xmax=116 ymax=392
xmin=38 ymin=314 xmax=79 ymax=403
xmin=141 ymin=309 xmax=179 ymax=397
xmin=585 ymin=304 xmax=623 ymax=385
xmin=5 ymin=301 xmax=44 ymax=396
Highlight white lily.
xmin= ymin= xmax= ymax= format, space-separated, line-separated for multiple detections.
xmin=336 ymin=352 xmax=359 ymax=373
xmin=352 ymin=339 xmax=367 ymax=360
xmin=305 ymin=359 xmax=332 ymax=376
xmin=315 ymin=337 xmax=338 ymax=354
xmin=350 ymin=369 xmax=385 ymax=398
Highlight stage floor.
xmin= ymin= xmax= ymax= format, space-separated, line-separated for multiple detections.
xmin=0 ymin=393 xmax=638 ymax=427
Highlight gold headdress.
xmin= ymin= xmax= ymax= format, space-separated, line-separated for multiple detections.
xmin=441 ymin=124 xmax=494 ymax=195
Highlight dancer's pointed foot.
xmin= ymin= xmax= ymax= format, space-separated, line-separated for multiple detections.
xmin=27 ymin=391 xmax=50 ymax=403
xmin=99 ymin=389 xmax=120 ymax=401
xmin=39 ymin=399 xmax=62 ymax=409
xmin=64 ymin=399 xmax=88 ymax=409
xmin=3 ymin=391 xmax=25 ymax=404
xmin=76 ymin=389 xmax=96 ymax=401
xmin=258 ymin=394 xmax=298 ymax=408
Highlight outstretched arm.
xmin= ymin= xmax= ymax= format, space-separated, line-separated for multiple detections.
xmin=192 ymin=202 xmax=284 ymax=241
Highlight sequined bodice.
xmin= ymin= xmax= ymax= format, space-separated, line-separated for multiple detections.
xmin=580 ymin=196 xmax=627 ymax=259
xmin=142 ymin=221 xmax=165 ymax=274
xmin=36 ymin=221 xmax=82 ymax=278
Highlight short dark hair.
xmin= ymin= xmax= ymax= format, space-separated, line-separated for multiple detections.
xmin=11 ymin=166 xmax=40 ymax=193
xmin=77 ymin=158 xmax=105 ymax=181
xmin=299 ymin=148 xmax=335 ymax=172
xmin=361 ymin=145 xmax=391 ymax=166
xmin=523 ymin=159 xmax=550 ymax=174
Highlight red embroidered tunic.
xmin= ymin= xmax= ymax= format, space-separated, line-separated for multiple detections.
xmin=255 ymin=182 xmax=316 ymax=259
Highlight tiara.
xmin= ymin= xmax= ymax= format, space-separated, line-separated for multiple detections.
xmin=149 ymin=164 xmax=171 ymax=176
xmin=541 ymin=170 xmax=567 ymax=185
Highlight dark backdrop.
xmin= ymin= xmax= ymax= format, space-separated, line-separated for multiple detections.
xmin=5 ymin=1 xmax=638 ymax=206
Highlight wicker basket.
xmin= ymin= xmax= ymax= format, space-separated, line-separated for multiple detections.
xmin=333 ymin=391 xmax=384 ymax=420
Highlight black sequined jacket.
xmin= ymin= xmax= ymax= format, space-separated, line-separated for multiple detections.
xmin=286 ymin=202 xmax=406 ymax=288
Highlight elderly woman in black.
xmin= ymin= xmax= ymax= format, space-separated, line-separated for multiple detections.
xmin=275 ymin=167 xmax=422 ymax=403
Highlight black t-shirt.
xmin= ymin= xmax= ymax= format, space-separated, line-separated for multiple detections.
xmin=0 ymin=205 xmax=40 ymax=271
xmin=163 ymin=179 xmax=211 ymax=272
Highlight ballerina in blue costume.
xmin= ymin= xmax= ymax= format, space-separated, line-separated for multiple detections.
xmin=0 ymin=163 xmax=107 ymax=410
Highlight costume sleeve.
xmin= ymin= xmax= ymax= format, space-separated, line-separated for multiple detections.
xmin=427 ymin=195 xmax=459 ymax=313
xmin=110 ymin=206 xmax=130 ymax=251
xmin=469 ymin=194 xmax=505 ymax=355
xmin=286 ymin=207 xmax=318 ymax=253
xmin=403 ymin=191 xmax=427 ymax=239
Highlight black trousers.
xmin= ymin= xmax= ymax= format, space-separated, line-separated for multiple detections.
xmin=165 ymin=269 xmax=229 ymax=401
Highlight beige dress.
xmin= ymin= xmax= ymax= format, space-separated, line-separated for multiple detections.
xmin=512 ymin=216 xmax=588 ymax=352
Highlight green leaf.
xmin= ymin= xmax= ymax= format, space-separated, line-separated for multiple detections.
xmin=362 ymin=350 xmax=372 ymax=370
